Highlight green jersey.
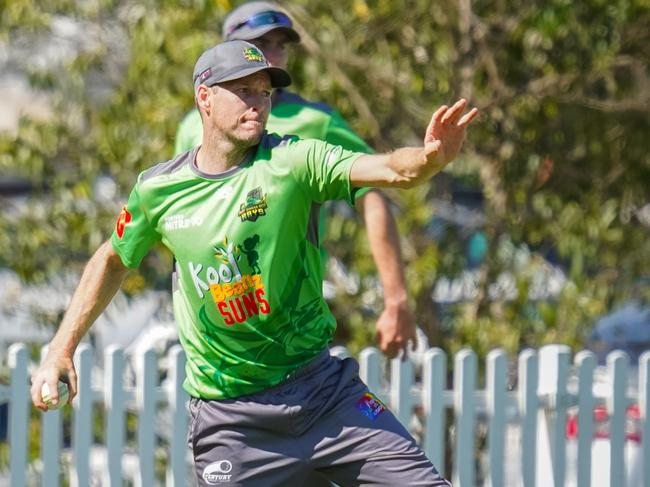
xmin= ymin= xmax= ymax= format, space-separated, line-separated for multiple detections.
xmin=112 ymin=134 xmax=363 ymax=399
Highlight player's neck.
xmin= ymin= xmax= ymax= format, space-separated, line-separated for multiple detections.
xmin=196 ymin=134 xmax=254 ymax=174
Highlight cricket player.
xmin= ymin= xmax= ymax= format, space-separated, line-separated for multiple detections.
xmin=32 ymin=39 xmax=476 ymax=486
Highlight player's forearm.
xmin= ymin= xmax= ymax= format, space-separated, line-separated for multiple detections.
xmin=350 ymin=147 xmax=446 ymax=189
xmin=358 ymin=191 xmax=409 ymax=306
xmin=47 ymin=240 xmax=129 ymax=358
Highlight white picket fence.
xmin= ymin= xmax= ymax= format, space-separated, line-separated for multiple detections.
xmin=1 ymin=343 xmax=649 ymax=487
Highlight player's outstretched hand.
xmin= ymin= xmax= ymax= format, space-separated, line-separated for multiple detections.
xmin=424 ymin=99 xmax=478 ymax=167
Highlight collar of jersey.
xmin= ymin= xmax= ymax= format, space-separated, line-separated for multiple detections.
xmin=189 ymin=144 xmax=256 ymax=180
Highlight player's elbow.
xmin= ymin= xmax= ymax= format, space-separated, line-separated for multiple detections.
xmin=95 ymin=240 xmax=129 ymax=274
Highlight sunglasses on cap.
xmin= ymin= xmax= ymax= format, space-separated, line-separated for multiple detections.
xmin=228 ymin=10 xmax=293 ymax=35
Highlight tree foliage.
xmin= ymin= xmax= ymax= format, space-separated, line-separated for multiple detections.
xmin=1 ymin=0 xmax=648 ymax=357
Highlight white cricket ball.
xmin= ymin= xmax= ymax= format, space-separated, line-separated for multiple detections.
xmin=41 ymin=381 xmax=70 ymax=410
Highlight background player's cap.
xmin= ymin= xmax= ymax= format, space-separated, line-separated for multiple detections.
xmin=223 ymin=1 xmax=300 ymax=43
xmin=193 ymin=40 xmax=292 ymax=90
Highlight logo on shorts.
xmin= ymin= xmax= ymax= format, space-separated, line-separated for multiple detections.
xmin=356 ymin=392 xmax=386 ymax=421
xmin=238 ymin=187 xmax=268 ymax=222
xmin=115 ymin=206 xmax=131 ymax=238
xmin=203 ymin=459 xmax=233 ymax=484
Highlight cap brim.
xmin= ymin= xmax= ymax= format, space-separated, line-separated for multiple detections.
xmin=217 ymin=65 xmax=292 ymax=88
xmin=228 ymin=25 xmax=300 ymax=43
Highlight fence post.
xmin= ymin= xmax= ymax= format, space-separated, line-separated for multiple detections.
xmin=422 ymin=348 xmax=446 ymax=476
xmin=575 ymin=351 xmax=595 ymax=487
xmin=536 ymin=344 xmax=570 ymax=487
xmin=518 ymin=349 xmax=538 ymax=487
xmin=40 ymin=345 xmax=63 ymax=487
xmin=359 ymin=348 xmax=385 ymax=403
xmin=486 ymin=349 xmax=507 ymax=487
xmin=167 ymin=345 xmax=187 ymax=487
xmin=9 ymin=343 xmax=30 ymax=487
xmin=71 ymin=344 xmax=93 ymax=487
xmin=136 ymin=347 xmax=158 ymax=487
xmin=391 ymin=357 xmax=414 ymax=427
xmin=104 ymin=345 xmax=125 ymax=487
xmin=607 ymin=351 xmax=629 ymax=487
xmin=453 ymin=349 xmax=477 ymax=487
xmin=640 ymin=351 xmax=650 ymax=487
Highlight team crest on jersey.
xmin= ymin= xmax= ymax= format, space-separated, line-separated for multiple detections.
xmin=238 ymin=187 xmax=268 ymax=222
xmin=243 ymin=47 xmax=264 ymax=62
xmin=115 ymin=206 xmax=131 ymax=238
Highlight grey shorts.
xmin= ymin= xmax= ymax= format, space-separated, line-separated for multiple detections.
xmin=188 ymin=350 xmax=451 ymax=486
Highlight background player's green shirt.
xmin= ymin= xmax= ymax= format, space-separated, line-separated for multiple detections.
xmin=112 ymin=134 xmax=363 ymax=399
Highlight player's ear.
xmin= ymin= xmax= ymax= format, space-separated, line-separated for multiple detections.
xmin=196 ymin=84 xmax=212 ymax=114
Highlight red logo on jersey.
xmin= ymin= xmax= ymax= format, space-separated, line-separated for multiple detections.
xmin=116 ymin=206 xmax=132 ymax=238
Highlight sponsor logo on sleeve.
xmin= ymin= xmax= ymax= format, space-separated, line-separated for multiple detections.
xmin=115 ymin=206 xmax=132 ymax=238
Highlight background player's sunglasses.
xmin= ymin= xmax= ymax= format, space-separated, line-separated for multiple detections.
xmin=228 ymin=11 xmax=293 ymax=35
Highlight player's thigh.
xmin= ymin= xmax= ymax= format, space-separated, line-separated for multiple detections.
xmin=312 ymin=394 xmax=449 ymax=486
xmin=193 ymin=426 xmax=316 ymax=486
xmin=190 ymin=400 xmax=308 ymax=487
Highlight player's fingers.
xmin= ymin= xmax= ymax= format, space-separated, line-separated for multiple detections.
xmin=399 ymin=329 xmax=418 ymax=359
xmin=458 ymin=107 xmax=479 ymax=126
xmin=46 ymin=379 xmax=60 ymax=406
xmin=376 ymin=330 xmax=389 ymax=356
xmin=425 ymin=106 xmax=447 ymax=143
xmin=381 ymin=336 xmax=401 ymax=359
xmin=66 ymin=369 xmax=78 ymax=400
xmin=430 ymin=105 xmax=448 ymax=127
xmin=385 ymin=341 xmax=400 ymax=359
xmin=399 ymin=343 xmax=410 ymax=361
xmin=30 ymin=377 xmax=46 ymax=410
xmin=441 ymin=99 xmax=467 ymax=124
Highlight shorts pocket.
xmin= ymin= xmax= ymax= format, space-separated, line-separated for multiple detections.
xmin=187 ymin=397 xmax=205 ymax=451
